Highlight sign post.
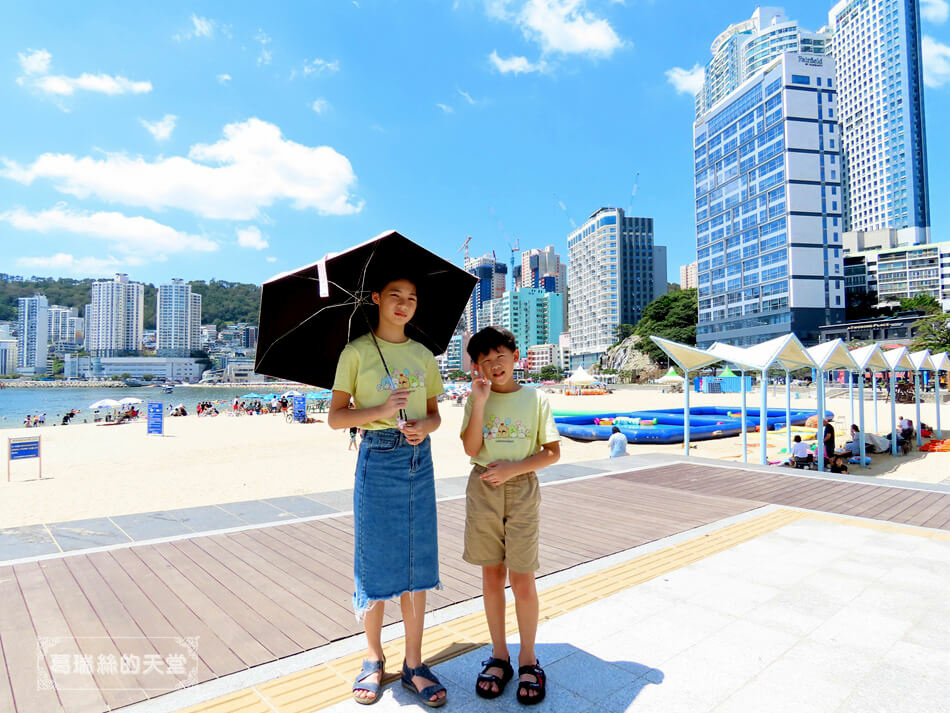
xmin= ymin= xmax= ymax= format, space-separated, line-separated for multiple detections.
xmin=147 ymin=401 xmax=164 ymax=436
xmin=293 ymin=395 xmax=306 ymax=423
xmin=8 ymin=436 xmax=41 ymax=482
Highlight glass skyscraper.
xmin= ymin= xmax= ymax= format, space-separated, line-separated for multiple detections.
xmin=694 ymin=52 xmax=845 ymax=348
xmin=829 ymin=0 xmax=930 ymax=239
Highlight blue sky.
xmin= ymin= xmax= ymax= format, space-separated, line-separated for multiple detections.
xmin=2 ymin=0 xmax=949 ymax=287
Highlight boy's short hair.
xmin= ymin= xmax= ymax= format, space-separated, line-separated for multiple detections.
xmin=467 ymin=326 xmax=517 ymax=362
xmin=611 ymin=426 xmax=621 ymax=434
xmin=793 ymin=434 xmax=802 ymax=442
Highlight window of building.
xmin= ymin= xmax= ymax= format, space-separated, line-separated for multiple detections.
xmin=791 ymin=74 xmax=811 ymax=85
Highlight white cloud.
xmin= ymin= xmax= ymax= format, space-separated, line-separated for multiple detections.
xmin=489 ymin=50 xmax=544 ymax=74
xmin=490 ymin=0 xmax=623 ymax=58
xmin=457 ymin=88 xmax=476 ymax=104
xmin=2 ymin=118 xmax=363 ymax=220
xmin=311 ymin=98 xmax=330 ymax=114
xmin=140 ymin=114 xmax=178 ymax=141
xmin=174 ymin=14 xmax=216 ymax=41
xmin=436 ymin=103 xmax=455 ymax=113
xmin=18 ymin=49 xmax=51 ymax=75
xmin=922 ymin=0 xmax=949 ymax=23
xmin=304 ymin=58 xmax=340 ymax=75
xmin=16 ymin=253 xmax=125 ymax=275
xmin=0 ymin=206 xmax=218 ymax=258
xmin=217 ymin=73 xmax=232 ymax=84
xmin=665 ymin=63 xmax=704 ymax=95
xmin=256 ymin=30 xmax=272 ymax=65
xmin=16 ymin=50 xmax=151 ymax=97
xmin=266 ymin=256 xmax=278 ymax=263
xmin=237 ymin=225 xmax=268 ymax=250
xmin=923 ymin=35 xmax=950 ymax=87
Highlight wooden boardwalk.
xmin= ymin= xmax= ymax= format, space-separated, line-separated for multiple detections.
xmin=1 ymin=463 xmax=948 ymax=713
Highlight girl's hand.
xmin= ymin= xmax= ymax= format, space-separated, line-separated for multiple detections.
xmin=470 ymin=367 xmax=491 ymax=404
xmin=480 ymin=461 xmax=518 ymax=486
xmin=382 ymin=389 xmax=410 ymax=417
xmin=400 ymin=419 xmax=428 ymax=444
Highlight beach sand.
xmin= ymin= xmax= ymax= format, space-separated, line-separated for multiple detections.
xmin=1 ymin=387 xmax=947 ymax=528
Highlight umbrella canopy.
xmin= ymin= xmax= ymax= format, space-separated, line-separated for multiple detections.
xmin=657 ymin=367 xmax=684 ymax=383
xmin=89 ymin=398 xmax=121 ymax=409
xmin=118 ymin=397 xmax=144 ymax=405
xmin=720 ymin=366 xmax=737 ymax=377
xmin=255 ymin=230 xmax=477 ymax=388
xmin=565 ymin=366 xmax=596 ymax=385
xmin=281 ymin=389 xmax=303 ymax=398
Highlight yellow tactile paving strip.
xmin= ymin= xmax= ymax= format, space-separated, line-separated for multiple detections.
xmin=176 ymin=507 xmax=947 ymax=713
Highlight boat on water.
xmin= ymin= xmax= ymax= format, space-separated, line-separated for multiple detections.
xmin=124 ymin=377 xmax=146 ymax=387
xmin=162 ymin=384 xmax=174 ymax=393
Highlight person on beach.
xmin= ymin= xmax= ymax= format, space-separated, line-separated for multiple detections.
xmin=328 ymin=271 xmax=448 ymax=707
xmin=822 ymin=417 xmax=835 ymax=463
xmin=349 ymin=425 xmax=359 ymax=450
xmin=461 ymin=326 xmax=560 ymax=705
xmin=607 ymin=425 xmax=627 ymax=458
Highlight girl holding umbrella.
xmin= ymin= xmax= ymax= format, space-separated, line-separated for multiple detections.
xmin=328 ymin=270 xmax=448 ymax=707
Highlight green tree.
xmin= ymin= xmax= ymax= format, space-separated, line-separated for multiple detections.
xmin=632 ymin=288 xmax=698 ymax=363
xmin=912 ymin=315 xmax=950 ymax=352
xmin=613 ymin=323 xmax=635 ymax=344
xmin=899 ymin=293 xmax=941 ymax=315
xmin=539 ymin=364 xmax=561 ymax=381
xmin=845 ymin=290 xmax=890 ymax=321
xmin=447 ymin=369 xmax=468 ymax=382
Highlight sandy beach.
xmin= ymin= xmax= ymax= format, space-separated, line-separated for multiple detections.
xmin=1 ymin=386 xmax=947 ymax=529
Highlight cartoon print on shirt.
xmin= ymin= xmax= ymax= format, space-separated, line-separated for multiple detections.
xmin=482 ymin=414 xmax=532 ymax=442
xmin=376 ymin=369 xmax=426 ymax=392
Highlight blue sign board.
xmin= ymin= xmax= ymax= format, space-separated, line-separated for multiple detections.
xmin=293 ymin=395 xmax=306 ymax=423
xmin=147 ymin=401 xmax=164 ymax=435
xmin=9 ymin=439 xmax=40 ymax=460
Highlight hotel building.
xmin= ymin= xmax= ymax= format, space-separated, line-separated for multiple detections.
xmin=567 ymin=208 xmax=664 ymax=368
xmin=694 ymin=51 xmax=845 ymax=348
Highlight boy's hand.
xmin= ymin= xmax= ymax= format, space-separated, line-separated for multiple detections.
xmin=400 ymin=419 xmax=428 ymax=445
xmin=480 ymin=461 xmax=520 ymax=486
xmin=470 ymin=367 xmax=491 ymax=404
xmin=381 ymin=389 xmax=410 ymax=417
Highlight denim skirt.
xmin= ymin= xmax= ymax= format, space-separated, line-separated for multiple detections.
xmin=352 ymin=428 xmax=440 ymax=617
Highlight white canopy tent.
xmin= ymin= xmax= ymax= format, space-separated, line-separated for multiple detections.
xmin=849 ymin=344 xmax=890 ymax=468
xmin=931 ymin=351 xmax=949 ymax=439
xmin=650 ymin=336 xmax=724 ymax=455
xmin=883 ymin=347 xmax=915 ymax=456
xmin=565 ymin=366 xmax=596 ymax=386
xmin=806 ymin=340 xmax=858 ymax=472
xmin=707 ymin=342 xmax=762 ymax=464
xmin=909 ymin=350 xmax=935 ymax=448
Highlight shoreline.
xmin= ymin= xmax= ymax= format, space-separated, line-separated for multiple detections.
xmin=0 ymin=380 xmax=308 ymax=389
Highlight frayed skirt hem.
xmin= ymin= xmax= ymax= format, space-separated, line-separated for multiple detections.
xmin=353 ymin=580 xmax=444 ymax=622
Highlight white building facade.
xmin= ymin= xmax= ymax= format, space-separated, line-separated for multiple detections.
xmin=0 ymin=333 xmax=17 ymax=375
xmin=157 ymin=279 xmax=202 ymax=357
xmin=694 ymin=52 xmax=845 ymax=348
xmin=64 ymin=355 xmax=207 ymax=382
xmin=829 ymin=0 xmax=930 ymax=240
xmin=86 ymin=274 xmax=144 ymax=357
xmin=47 ymin=305 xmax=77 ymax=345
xmin=680 ymin=261 xmax=699 ymax=288
xmin=567 ymin=208 xmax=661 ymax=368
xmin=16 ymin=294 xmax=49 ymax=374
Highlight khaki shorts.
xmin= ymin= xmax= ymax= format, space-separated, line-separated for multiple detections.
xmin=463 ymin=464 xmax=541 ymax=573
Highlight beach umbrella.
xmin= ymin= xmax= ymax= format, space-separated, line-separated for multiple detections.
xmin=281 ymin=389 xmax=303 ymax=398
xmin=657 ymin=367 xmax=684 ymax=384
xmin=89 ymin=398 xmax=121 ymax=409
xmin=255 ymin=230 xmax=477 ymax=388
xmin=118 ymin=397 xmax=144 ymax=405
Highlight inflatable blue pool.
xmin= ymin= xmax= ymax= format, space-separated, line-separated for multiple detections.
xmin=554 ymin=406 xmax=832 ymax=444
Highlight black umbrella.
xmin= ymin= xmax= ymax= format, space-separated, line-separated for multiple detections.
xmin=255 ymin=230 xmax=477 ymax=388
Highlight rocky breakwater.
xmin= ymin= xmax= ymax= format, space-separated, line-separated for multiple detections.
xmin=0 ymin=380 xmax=123 ymax=388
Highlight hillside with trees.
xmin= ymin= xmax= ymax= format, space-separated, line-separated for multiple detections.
xmin=0 ymin=276 xmax=261 ymax=330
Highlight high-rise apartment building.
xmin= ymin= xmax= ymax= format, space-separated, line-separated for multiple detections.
xmin=694 ymin=51 xmax=845 ymax=348
xmin=17 ymin=294 xmax=49 ymax=374
xmin=464 ymin=254 xmax=507 ymax=334
xmin=0 ymin=327 xmax=17 ymax=376
xmin=86 ymin=273 xmax=144 ymax=357
xmin=829 ymin=0 xmax=930 ymax=240
xmin=697 ymin=7 xmax=830 ymax=120
xmin=521 ymin=246 xmax=565 ymax=292
xmin=567 ymin=208 xmax=662 ymax=367
xmin=476 ymin=288 xmax=563 ymax=355
xmin=47 ymin=305 xmax=77 ymax=345
xmin=680 ymin=261 xmax=699 ymax=289
xmin=157 ymin=279 xmax=202 ymax=357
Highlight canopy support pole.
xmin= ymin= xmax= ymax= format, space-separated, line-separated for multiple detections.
xmin=873 ymin=372 xmax=879 ymax=433
xmin=785 ymin=369 xmax=792 ymax=461
xmin=890 ymin=370 xmax=898 ymax=456
xmin=858 ymin=372 xmax=866 ymax=469
xmin=740 ymin=369 xmax=748 ymax=464
xmin=684 ymin=368 xmax=691 ymax=456
xmin=937 ymin=369 xmax=943 ymax=439
xmin=914 ymin=370 xmax=922 ymax=448
xmin=817 ymin=372 xmax=825 ymax=472
xmin=760 ymin=369 xmax=768 ymax=466
xmin=849 ymin=371 xmax=855 ymax=428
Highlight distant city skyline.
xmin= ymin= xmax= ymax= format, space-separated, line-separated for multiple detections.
xmin=2 ymin=1 xmax=948 ymax=288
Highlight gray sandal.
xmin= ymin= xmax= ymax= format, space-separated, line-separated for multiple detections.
xmin=401 ymin=660 xmax=447 ymax=708
xmin=353 ymin=658 xmax=385 ymax=705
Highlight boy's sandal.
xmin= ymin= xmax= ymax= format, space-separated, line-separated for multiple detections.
xmin=516 ymin=661 xmax=546 ymax=706
xmin=475 ymin=656 xmax=514 ymax=699
xmin=352 ymin=658 xmax=385 ymax=705
xmin=401 ymin=660 xmax=447 ymax=708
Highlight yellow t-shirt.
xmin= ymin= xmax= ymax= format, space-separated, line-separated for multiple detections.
xmin=461 ymin=386 xmax=560 ymax=467
xmin=332 ymin=333 xmax=444 ymax=430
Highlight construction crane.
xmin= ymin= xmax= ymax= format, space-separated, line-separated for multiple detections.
xmin=457 ymin=235 xmax=472 ymax=267
xmin=507 ymin=237 xmax=520 ymax=291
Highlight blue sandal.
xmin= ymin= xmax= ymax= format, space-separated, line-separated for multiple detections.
xmin=352 ymin=658 xmax=385 ymax=705
xmin=401 ymin=660 xmax=447 ymax=708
